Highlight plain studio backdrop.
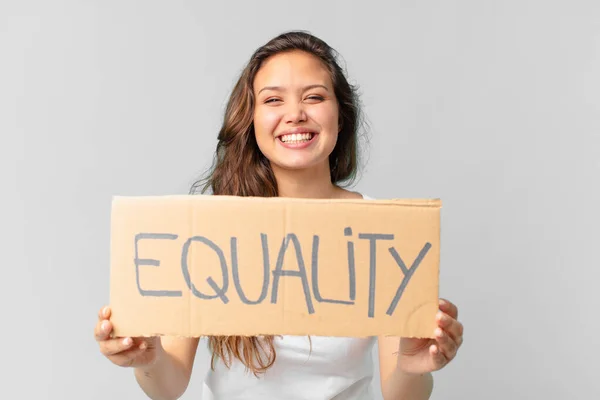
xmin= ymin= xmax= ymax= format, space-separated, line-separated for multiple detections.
xmin=1 ymin=0 xmax=598 ymax=399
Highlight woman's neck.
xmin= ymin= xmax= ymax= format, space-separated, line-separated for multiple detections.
xmin=272 ymin=163 xmax=339 ymax=199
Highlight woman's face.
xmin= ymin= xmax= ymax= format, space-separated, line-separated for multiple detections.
xmin=253 ymin=50 xmax=339 ymax=173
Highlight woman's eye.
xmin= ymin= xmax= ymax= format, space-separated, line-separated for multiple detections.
xmin=306 ymin=95 xmax=324 ymax=101
xmin=265 ymin=98 xmax=280 ymax=104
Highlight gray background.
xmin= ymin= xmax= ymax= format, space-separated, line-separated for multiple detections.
xmin=2 ymin=0 xmax=598 ymax=399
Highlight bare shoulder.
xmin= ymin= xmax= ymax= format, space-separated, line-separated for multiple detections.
xmin=335 ymin=187 xmax=365 ymax=199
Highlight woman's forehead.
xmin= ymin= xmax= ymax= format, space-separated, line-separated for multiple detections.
xmin=254 ymin=51 xmax=332 ymax=90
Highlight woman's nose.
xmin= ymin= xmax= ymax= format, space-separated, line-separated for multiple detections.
xmin=284 ymin=102 xmax=307 ymax=124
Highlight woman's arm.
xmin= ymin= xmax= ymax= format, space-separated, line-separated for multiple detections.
xmin=378 ymin=336 xmax=433 ymax=400
xmin=134 ymin=336 xmax=200 ymax=400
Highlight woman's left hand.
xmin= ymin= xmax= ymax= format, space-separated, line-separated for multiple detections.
xmin=398 ymin=298 xmax=464 ymax=375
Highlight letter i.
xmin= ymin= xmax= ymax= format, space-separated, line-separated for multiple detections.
xmin=344 ymin=227 xmax=356 ymax=301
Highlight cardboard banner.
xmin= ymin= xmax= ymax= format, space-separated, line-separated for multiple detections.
xmin=109 ymin=195 xmax=441 ymax=338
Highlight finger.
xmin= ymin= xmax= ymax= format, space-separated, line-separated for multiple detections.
xmin=439 ymin=298 xmax=458 ymax=319
xmin=435 ymin=327 xmax=458 ymax=361
xmin=436 ymin=312 xmax=464 ymax=347
xmin=98 ymin=305 xmax=111 ymax=321
xmin=428 ymin=343 xmax=448 ymax=369
xmin=100 ymin=336 xmax=135 ymax=356
xmin=94 ymin=319 xmax=113 ymax=341
xmin=110 ymin=342 xmax=148 ymax=367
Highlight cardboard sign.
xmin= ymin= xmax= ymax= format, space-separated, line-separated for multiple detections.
xmin=109 ymin=195 xmax=441 ymax=338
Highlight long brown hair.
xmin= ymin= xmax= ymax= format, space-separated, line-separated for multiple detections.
xmin=190 ymin=30 xmax=367 ymax=375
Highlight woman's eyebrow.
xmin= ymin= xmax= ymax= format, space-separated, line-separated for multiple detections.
xmin=257 ymin=84 xmax=330 ymax=95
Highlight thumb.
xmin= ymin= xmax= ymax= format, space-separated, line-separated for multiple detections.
xmin=137 ymin=336 xmax=161 ymax=350
xmin=428 ymin=344 xmax=448 ymax=370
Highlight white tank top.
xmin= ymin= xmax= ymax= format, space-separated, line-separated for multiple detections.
xmin=201 ymin=194 xmax=377 ymax=400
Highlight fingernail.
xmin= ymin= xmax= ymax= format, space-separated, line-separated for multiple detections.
xmin=102 ymin=321 xmax=109 ymax=331
xmin=437 ymin=311 xmax=444 ymax=321
xmin=123 ymin=337 xmax=132 ymax=346
xmin=103 ymin=307 xmax=109 ymax=317
xmin=435 ymin=328 xmax=444 ymax=338
xmin=139 ymin=342 xmax=147 ymax=350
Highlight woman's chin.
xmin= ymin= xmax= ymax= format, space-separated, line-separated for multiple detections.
xmin=271 ymin=159 xmax=326 ymax=173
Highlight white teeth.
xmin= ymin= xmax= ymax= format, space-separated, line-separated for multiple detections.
xmin=280 ymin=133 xmax=314 ymax=143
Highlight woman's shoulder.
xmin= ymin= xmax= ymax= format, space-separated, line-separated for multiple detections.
xmin=336 ymin=187 xmax=375 ymax=200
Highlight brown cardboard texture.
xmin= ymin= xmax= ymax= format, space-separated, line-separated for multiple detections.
xmin=109 ymin=195 xmax=441 ymax=338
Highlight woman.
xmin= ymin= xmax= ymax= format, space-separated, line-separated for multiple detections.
xmin=94 ymin=31 xmax=464 ymax=400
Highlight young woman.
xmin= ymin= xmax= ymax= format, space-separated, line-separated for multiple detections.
xmin=94 ymin=31 xmax=464 ymax=400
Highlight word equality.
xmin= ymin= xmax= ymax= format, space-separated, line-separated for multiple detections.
xmin=134 ymin=229 xmax=432 ymax=318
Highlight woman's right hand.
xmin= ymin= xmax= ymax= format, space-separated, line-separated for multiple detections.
xmin=94 ymin=305 xmax=162 ymax=368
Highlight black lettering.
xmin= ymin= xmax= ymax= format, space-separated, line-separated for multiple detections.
xmin=230 ymin=234 xmax=270 ymax=305
xmin=386 ymin=243 xmax=432 ymax=315
xmin=271 ymin=233 xmax=315 ymax=314
xmin=134 ymin=233 xmax=182 ymax=297
xmin=311 ymin=235 xmax=353 ymax=305
xmin=358 ymin=233 xmax=395 ymax=318
xmin=181 ymin=236 xmax=229 ymax=303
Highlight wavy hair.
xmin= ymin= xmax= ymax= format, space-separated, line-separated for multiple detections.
xmin=190 ymin=30 xmax=367 ymax=375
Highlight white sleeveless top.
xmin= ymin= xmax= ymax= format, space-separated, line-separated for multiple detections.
xmin=201 ymin=194 xmax=378 ymax=400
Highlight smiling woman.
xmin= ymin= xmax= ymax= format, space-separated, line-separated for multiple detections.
xmin=94 ymin=30 xmax=464 ymax=400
